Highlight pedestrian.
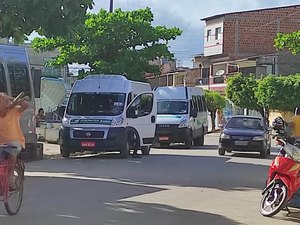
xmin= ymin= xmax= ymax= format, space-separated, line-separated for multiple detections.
xmin=35 ymin=108 xmax=45 ymax=127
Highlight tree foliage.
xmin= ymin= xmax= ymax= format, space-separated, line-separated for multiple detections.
xmin=205 ymin=90 xmax=226 ymax=131
xmin=256 ymin=74 xmax=300 ymax=112
xmin=274 ymin=31 xmax=300 ymax=55
xmin=226 ymin=73 xmax=263 ymax=115
xmin=32 ymin=7 xmax=182 ymax=81
xmin=0 ymin=0 xmax=94 ymax=43
xmin=226 ymin=73 xmax=300 ymax=117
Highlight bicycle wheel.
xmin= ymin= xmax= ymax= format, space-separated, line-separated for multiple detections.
xmin=4 ymin=165 xmax=24 ymax=215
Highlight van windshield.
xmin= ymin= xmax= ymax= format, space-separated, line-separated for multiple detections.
xmin=157 ymin=101 xmax=188 ymax=115
xmin=66 ymin=93 xmax=126 ymax=116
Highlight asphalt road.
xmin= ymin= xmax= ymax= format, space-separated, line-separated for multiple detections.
xmin=1 ymin=133 xmax=300 ymax=225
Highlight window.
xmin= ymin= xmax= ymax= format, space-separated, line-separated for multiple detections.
xmin=127 ymin=93 xmax=153 ymax=117
xmin=228 ymin=64 xmax=239 ymax=74
xmin=8 ymin=64 xmax=31 ymax=98
xmin=191 ymin=95 xmax=199 ymax=112
xmin=206 ymin=29 xmax=211 ymax=42
xmin=0 ymin=64 xmax=7 ymax=92
xmin=67 ymin=92 xmax=126 ymax=116
xmin=215 ymin=27 xmax=221 ymax=40
xmin=157 ymin=101 xmax=188 ymax=115
xmin=201 ymin=96 xmax=207 ymax=111
xmin=197 ymin=95 xmax=204 ymax=112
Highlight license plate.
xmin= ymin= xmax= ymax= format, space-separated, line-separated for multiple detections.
xmin=159 ymin=136 xmax=169 ymax=141
xmin=235 ymin=141 xmax=248 ymax=146
xmin=81 ymin=142 xmax=95 ymax=147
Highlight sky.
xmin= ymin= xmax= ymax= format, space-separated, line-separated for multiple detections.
xmin=91 ymin=0 xmax=300 ymax=67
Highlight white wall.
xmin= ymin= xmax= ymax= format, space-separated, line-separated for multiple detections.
xmin=203 ymin=17 xmax=224 ymax=57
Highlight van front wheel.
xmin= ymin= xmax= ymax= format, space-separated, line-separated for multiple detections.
xmin=120 ymin=137 xmax=130 ymax=158
xmin=60 ymin=146 xmax=70 ymax=158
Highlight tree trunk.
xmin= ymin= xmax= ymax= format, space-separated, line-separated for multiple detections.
xmin=211 ymin=110 xmax=217 ymax=132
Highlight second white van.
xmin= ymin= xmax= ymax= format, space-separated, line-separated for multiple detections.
xmin=154 ymin=86 xmax=208 ymax=148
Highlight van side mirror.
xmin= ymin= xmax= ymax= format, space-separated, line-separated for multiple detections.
xmin=190 ymin=108 xmax=197 ymax=118
xmin=127 ymin=106 xmax=138 ymax=118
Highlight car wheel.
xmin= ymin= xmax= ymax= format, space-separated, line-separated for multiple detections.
xmin=260 ymin=147 xmax=268 ymax=158
xmin=218 ymin=147 xmax=225 ymax=156
xmin=60 ymin=146 xmax=70 ymax=158
xmin=141 ymin=146 xmax=150 ymax=155
xmin=120 ymin=138 xmax=130 ymax=158
xmin=160 ymin=143 xmax=170 ymax=148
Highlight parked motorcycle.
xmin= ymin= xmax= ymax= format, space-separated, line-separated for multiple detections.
xmin=260 ymin=135 xmax=300 ymax=217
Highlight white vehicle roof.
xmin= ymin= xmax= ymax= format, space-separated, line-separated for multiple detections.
xmin=154 ymin=86 xmax=204 ymax=100
xmin=72 ymin=74 xmax=151 ymax=93
xmin=0 ymin=44 xmax=28 ymax=64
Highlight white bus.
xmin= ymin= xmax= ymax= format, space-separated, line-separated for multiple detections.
xmin=0 ymin=44 xmax=42 ymax=158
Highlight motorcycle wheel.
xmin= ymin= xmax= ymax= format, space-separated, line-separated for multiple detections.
xmin=260 ymin=181 xmax=288 ymax=217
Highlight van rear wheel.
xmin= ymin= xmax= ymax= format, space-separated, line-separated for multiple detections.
xmin=194 ymin=135 xmax=204 ymax=146
xmin=198 ymin=135 xmax=204 ymax=146
xmin=185 ymin=133 xmax=193 ymax=149
xmin=141 ymin=146 xmax=150 ymax=155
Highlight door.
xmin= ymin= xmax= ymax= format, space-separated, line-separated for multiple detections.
xmin=126 ymin=92 xmax=156 ymax=146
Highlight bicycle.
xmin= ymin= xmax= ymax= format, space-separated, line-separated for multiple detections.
xmin=0 ymin=146 xmax=25 ymax=215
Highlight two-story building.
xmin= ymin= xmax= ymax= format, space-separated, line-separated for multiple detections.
xmin=194 ymin=4 xmax=300 ymax=93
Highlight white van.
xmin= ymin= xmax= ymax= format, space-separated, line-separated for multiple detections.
xmin=154 ymin=86 xmax=208 ymax=148
xmin=59 ymin=75 xmax=156 ymax=158
xmin=0 ymin=44 xmax=42 ymax=158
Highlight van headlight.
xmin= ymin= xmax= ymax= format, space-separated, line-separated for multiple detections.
xmin=111 ymin=116 xmax=124 ymax=126
xmin=178 ymin=119 xmax=188 ymax=128
xmin=62 ymin=117 xmax=70 ymax=126
xmin=220 ymin=133 xmax=230 ymax=139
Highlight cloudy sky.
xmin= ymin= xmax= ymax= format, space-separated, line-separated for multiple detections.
xmin=91 ymin=0 xmax=300 ymax=67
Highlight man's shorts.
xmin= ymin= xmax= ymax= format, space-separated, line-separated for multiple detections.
xmin=0 ymin=141 xmax=21 ymax=157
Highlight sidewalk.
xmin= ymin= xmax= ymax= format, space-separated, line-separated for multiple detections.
xmin=42 ymin=142 xmax=60 ymax=157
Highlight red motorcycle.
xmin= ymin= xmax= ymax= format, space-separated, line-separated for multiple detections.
xmin=260 ymin=135 xmax=300 ymax=217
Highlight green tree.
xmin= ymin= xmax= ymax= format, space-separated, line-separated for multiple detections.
xmin=32 ymin=7 xmax=182 ymax=81
xmin=274 ymin=31 xmax=300 ymax=54
xmin=257 ymin=74 xmax=300 ymax=113
xmin=205 ymin=90 xmax=226 ymax=132
xmin=0 ymin=0 xmax=94 ymax=43
xmin=226 ymin=73 xmax=264 ymax=116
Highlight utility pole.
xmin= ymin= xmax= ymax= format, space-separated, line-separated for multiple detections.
xmin=109 ymin=0 xmax=113 ymax=12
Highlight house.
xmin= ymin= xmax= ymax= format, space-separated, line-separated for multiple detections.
xmin=194 ymin=4 xmax=300 ymax=93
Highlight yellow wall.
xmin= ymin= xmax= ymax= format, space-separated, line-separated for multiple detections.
xmin=269 ymin=110 xmax=294 ymax=124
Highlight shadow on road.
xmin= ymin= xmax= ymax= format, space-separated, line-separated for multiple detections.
xmin=0 ymin=176 xmax=242 ymax=225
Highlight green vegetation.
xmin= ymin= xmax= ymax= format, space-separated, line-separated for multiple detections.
xmin=0 ymin=0 xmax=94 ymax=43
xmin=205 ymin=90 xmax=226 ymax=131
xmin=274 ymin=31 xmax=300 ymax=55
xmin=226 ymin=73 xmax=264 ymax=115
xmin=32 ymin=7 xmax=182 ymax=81
xmin=226 ymin=73 xmax=300 ymax=119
